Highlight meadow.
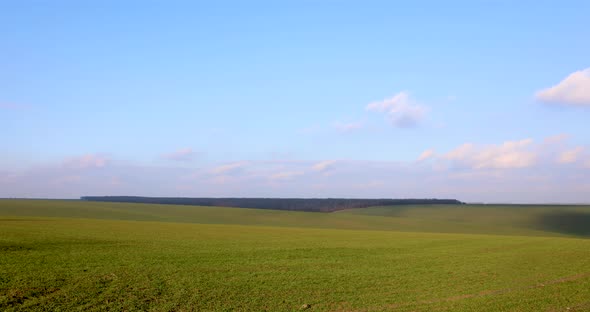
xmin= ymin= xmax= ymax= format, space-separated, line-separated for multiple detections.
xmin=1 ymin=199 xmax=590 ymax=311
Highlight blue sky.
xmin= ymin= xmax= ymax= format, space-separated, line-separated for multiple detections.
xmin=1 ymin=1 xmax=590 ymax=202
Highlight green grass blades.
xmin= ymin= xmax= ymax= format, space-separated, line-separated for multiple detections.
xmin=1 ymin=200 xmax=590 ymax=311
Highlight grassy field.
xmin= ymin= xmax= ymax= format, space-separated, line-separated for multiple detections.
xmin=2 ymin=200 xmax=590 ymax=311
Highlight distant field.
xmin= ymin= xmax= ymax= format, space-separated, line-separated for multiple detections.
xmin=2 ymin=200 xmax=590 ymax=311
xmin=2 ymin=200 xmax=590 ymax=237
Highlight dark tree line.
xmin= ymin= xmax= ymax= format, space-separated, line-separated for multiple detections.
xmin=80 ymin=196 xmax=464 ymax=212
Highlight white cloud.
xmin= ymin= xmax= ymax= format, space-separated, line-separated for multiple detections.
xmin=536 ymin=68 xmax=590 ymax=106
xmin=333 ymin=121 xmax=363 ymax=132
xmin=312 ymin=160 xmax=336 ymax=172
xmin=558 ymin=146 xmax=584 ymax=164
xmin=63 ymin=154 xmax=110 ymax=169
xmin=417 ymin=149 xmax=436 ymax=162
xmin=162 ymin=148 xmax=196 ymax=162
xmin=211 ymin=162 xmax=248 ymax=175
xmin=444 ymin=139 xmax=536 ymax=169
xmin=366 ymin=92 xmax=428 ymax=128
xmin=270 ymin=171 xmax=305 ymax=180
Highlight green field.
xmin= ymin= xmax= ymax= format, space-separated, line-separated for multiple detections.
xmin=2 ymin=200 xmax=590 ymax=311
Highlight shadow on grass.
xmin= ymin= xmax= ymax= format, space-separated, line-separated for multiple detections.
xmin=536 ymin=212 xmax=590 ymax=237
xmin=0 ymin=245 xmax=33 ymax=252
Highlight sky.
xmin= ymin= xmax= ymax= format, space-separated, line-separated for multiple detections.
xmin=1 ymin=1 xmax=590 ymax=203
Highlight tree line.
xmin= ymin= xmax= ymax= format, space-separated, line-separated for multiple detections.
xmin=80 ymin=196 xmax=464 ymax=212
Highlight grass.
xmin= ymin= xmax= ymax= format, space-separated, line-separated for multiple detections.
xmin=2 ymin=200 xmax=590 ymax=311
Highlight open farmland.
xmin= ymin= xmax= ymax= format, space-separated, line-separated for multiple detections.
xmin=4 ymin=1 xmax=589 ymax=311
xmin=2 ymin=200 xmax=590 ymax=311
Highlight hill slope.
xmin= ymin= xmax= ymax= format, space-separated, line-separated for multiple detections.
xmin=2 ymin=200 xmax=590 ymax=237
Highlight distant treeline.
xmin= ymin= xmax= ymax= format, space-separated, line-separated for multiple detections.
xmin=80 ymin=196 xmax=464 ymax=212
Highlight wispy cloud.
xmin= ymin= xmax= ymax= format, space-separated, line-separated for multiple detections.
xmin=536 ymin=68 xmax=590 ymax=106
xmin=366 ymin=92 xmax=428 ymax=128
xmin=417 ymin=149 xmax=435 ymax=162
xmin=543 ymin=133 xmax=569 ymax=145
xmin=162 ymin=148 xmax=196 ymax=162
xmin=445 ymin=95 xmax=457 ymax=102
xmin=298 ymin=124 xmax=322 ymax=135
xmin=52 ymin=175 xmax=82 ymax=186
xmin=270 ymin=171 xmax=305 ymax=180
xmin=63 ymin=154 xmax=110 ymax=169
xmin=211 ymin=161 xmax=248 ymax=175
xmin=312 ymin=160 xmax=336 ymax=172
xmin=333 ymin=120 xmax=364 ymax=133
xmin=558 ymin=146 xmax=584 ymax=164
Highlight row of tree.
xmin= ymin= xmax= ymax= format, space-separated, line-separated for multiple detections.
xmin=80 ymin=196 xmax=464 ymax=212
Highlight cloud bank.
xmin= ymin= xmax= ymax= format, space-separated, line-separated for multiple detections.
xmin=2 ymin=137 xmax=590 ymax=203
